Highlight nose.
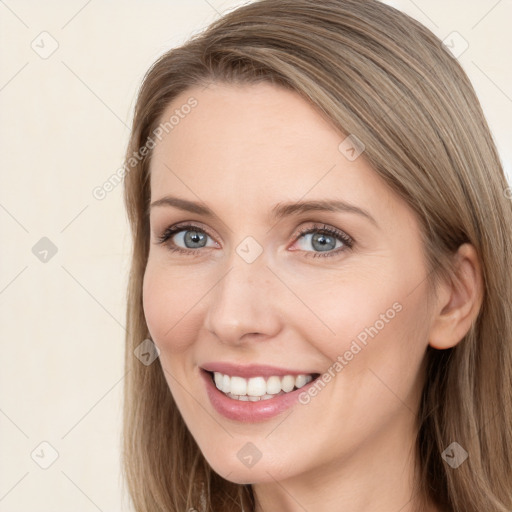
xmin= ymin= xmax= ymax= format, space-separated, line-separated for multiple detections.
xmin=203 ymin=254 xmax=284 ymax=346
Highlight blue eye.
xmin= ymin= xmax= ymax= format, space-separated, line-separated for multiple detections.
xmin=157 ymin=224 xmax=216 ymax=256
xmin=293 ymin=224 xmax=353 ymax=258
xmin=156 ymin=223 xmax=353 ymax=259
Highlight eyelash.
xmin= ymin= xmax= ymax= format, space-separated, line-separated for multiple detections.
xmin=156 ymin=223 xmax=354 ymax=259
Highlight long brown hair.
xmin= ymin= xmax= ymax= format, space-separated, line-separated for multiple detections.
xmin=122 ymin=1 xmax=512 ymax=510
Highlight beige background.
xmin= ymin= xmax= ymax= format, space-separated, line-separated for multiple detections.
xmin=1 ymin=1 xmax=510 ymax=511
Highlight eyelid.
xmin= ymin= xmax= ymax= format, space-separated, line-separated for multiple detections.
xmin=155 ymin=221 xmax=354 ymax=258
xmin=155 ymin=221 xmax=218 ymax=246
xmin=292 ymin=223 xmax=353 ymax=247
xmin=287 ymin=223 xmax=354 ymax=259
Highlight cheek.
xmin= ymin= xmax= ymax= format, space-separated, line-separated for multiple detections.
xmin=291 ymin=264 xmax=430 ymax=378
xmin=142 ymin=260 xmax=206 ymax=354
xmin=286 ymin=270 xmax=404 ymax=360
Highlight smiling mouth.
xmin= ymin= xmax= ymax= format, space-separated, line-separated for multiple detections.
xmin=205 ymin=370 xmax=322 ymax=401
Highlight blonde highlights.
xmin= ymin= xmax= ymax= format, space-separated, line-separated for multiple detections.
xmin=122 ymin=1 xmax=512 ymax=510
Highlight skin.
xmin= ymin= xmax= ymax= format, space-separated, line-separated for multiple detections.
xmin=143 ymin=82 xmax=482 ymax=512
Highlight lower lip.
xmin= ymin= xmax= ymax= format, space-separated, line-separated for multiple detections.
xmin=200 ymin=369 xmax=319 ymax=422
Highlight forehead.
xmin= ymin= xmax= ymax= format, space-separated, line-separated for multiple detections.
xmin=148 ymin=82 xmax=404 ymax=227
xmin=151 ymin=82 xmax=340 ymax=175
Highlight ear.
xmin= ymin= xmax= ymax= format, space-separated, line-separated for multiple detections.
xmin=428 ymin=243 xmax=484 ymax=350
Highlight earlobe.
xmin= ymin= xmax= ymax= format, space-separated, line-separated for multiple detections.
xmin=428 ymin=243 xmax=484 ymax=350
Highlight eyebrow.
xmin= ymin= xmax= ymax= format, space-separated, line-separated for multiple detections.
xmin=150 ymin=195 xmax=378 ymax=227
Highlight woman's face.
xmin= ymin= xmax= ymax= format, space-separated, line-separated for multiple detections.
xmin=143 ymin=82 xmax=434 ymax=486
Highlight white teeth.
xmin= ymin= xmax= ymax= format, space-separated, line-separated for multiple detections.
xmin=230 ymin=376 xmax=247 ymax=396
xmin=222 ymin=374 xmax=231 ymax=393
xmin=211 ymin=371 xmax=315 ymax=399
xmin=281 ymin=375 xmax=295 ymax=392
xmin=226 ymin=391 xmax=284 ymax=401
xmin=295 ymin=374 xmax=309 ymax=388
xmin=266 ymin=376 xmax=282 ymax=395
xmin=247 ymin=377 xmax=266 ymax=396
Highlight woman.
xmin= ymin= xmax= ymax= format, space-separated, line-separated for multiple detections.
xmin=122 ymin=0 xmax=512 ymax=510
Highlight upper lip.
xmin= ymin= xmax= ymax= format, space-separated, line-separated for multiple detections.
xmin=201 ymin=362 xmax=320 ymax=379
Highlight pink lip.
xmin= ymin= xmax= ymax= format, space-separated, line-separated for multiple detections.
xmin=200 ymin=368 xmax=320 ymax=423
xmin=201 ymin=361 xmax=318 ymax=378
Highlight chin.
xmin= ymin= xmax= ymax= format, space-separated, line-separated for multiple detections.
xmin=203 ymin=452 xmax=293 ymax=485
